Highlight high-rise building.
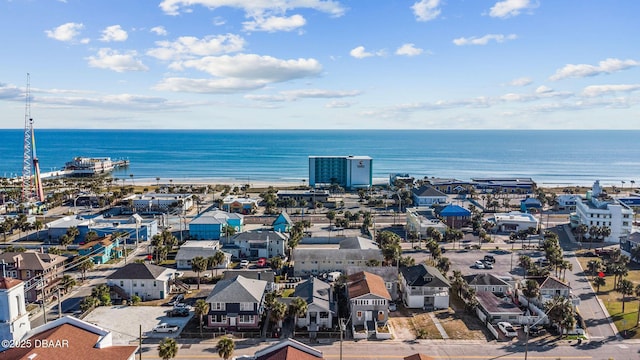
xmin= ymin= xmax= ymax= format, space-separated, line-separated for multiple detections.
xmin=308 ymin=155 xmax=372 ymax=190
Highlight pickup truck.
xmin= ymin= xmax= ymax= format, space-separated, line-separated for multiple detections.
xmin=153 ymin=323 xmax=180 ymax=333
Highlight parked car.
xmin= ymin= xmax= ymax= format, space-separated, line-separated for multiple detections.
xmin=167 ymin=308 xmax=190 ymax=317
xmin=389 ymin=302 xmax=397 ymax=312
xmin=240 ymin=260 xmax=250 ymax=267
xmin=483 ymin=261 xmax=494 ymax=269
xmin=168 ymin=294 xmax=184 ymax=306
xmin=153 ymin=323 xmax=180 ymax=333
xmin=484 ymin=255 xmax=496 ymax=263
xmin=474 ymin=260 xmax=485 ymax=269
xmin=257 ymin=257 xmax=267 ymax=267
xmin=174 ymin=302 xmax=190 ymax=309
xmin=527 ymin=325 xmax=545 ymax=337
xmin=498 ymin=322 xmax=517 ymax=337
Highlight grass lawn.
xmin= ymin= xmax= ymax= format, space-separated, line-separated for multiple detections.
xmin=576 ymin=255 xmax=640 ymax=339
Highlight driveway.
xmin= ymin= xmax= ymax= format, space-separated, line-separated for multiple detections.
xmin=84 ymin=305 xmax=192 ymax=344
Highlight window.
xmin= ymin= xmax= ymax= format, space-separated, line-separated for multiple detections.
xmin=211 ymin=314 xmax=227 ymax=323
xmin=386 ymin=282 xmax=392 ymax=289
xmin=141 ymin=282 xmax=145 ymax=287
xmin=320 ymin=312 xmax=329 ymax=319
xmin=239 ymin=315 xmax=254 ymax=323
xmin=240 ymin=302 xmax=253 ymax=311
xmin=212 ymin=302 xmax=225 ymax=311
xmin=356 ymin=311 xmax=363 ymax=318
xmin=133 ymin=281 xmax=137 ymax=287
xmin=153 ymin=281 xmax=157 ymax=287
xmin=120 ymin=281 xmax=124 ymax=287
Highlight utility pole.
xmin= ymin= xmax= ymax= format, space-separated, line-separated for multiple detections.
xmin=139 ymin=324 xmax=142 ymax=360
xmin=57 ymin=287 xmax=62 ymax=319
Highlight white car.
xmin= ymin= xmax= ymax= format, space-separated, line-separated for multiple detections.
xmin=474 ymin=260 xmax=485 ymax=269
xmin=153 ymin=323 xmax=180 ymax=333
xmin=498 ymin=322 xmax=517 ymax=337
xmin=389 ymin=302 xmax=397 ymax=312
xmin=240 ymin=260 xmax=250 ymax=267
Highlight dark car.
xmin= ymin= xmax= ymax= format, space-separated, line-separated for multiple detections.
xmin=484 ymin=255 xmax=496 ymax=263
xmin=167 ymin=308 xmax=190 ymax=317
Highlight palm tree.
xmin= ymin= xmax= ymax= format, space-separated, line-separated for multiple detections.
xmin=449 ymin=270 xmax=465 ymax=297
xmin=618 ymin=279 xmax=634 ymax=313
xmin=157 ymin=337 xmax=178 ymax=360
xmin=629 ymin=245 xmax=640 ymax=264
xmin=60 ymin=274 xmax=77 ymax=294
xmin=575 ymin=224 xmax=588 ymax=244
xmin=33 ymin=219 xmax=43 ymax=240
xmin=208 ymin=251 xmax=226 ymax=278
xmin=599 ymin=226 xmax=611 ymax=243
xmin=216 ymin=336 xmax=235 ymax=360
xmin=66 ymin=226 xmax=80 ymax=243
xmin=586 ymin=259 xmax=603 ymax=279
xmin=560 ymin=260 xmax=573 ymax=281
xmin=193 ymin=299 xmax=209 ymax=337
xmin=191 ymin=256 xmax=208 ymax=290
xmin=270 ymin=300 xmax=287 ymax=330
xmin=78 ymin=257 xmax=94 ymax=282
xmin=522 ymin=279 xmax=540 ymax=312
xmin=289 ymin=297 xmax=308 ymax=336
xmin=635 ymin=283 xmax=640 ymax=326
xmin=593 ymin=276 xmax=606 ymax=294
xmin=546 ymin=297 xmax=575 ymax=338
xmin=326 ymin=210 xmax=336 ymax=231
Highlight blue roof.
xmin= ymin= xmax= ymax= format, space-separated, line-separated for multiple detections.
xmin=440 ymin=204 xmax=471 ymax=217
xmin=521 ymin=197 xmax=542 ymax=208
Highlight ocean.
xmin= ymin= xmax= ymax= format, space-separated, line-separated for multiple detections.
xmin=0 ymin=129 xmax=638 ymax=187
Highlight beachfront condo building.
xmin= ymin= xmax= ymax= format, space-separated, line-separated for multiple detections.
xmin=574 ymin=180 xmax=633 ymax=242
xmin=308 ymin=155 xmax=372 ymax=190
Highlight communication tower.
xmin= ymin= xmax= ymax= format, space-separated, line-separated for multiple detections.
xmin=20 ymin=73 xmax=44 ymax=202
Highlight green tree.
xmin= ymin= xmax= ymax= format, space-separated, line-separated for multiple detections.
xmin=84 ymin=230 xmax=99 ymax=243
xmin=78 ymin=257 xmax=94 ymax=282
xmin=593 ymin=276 xmax=606 ymax=294
xmin=618 ymin=279 xmax=634 ymax=313
xmin=635 ymin=284 xmax=640 ymax=326
xmin=194 ymin=299 xmax=210 ymax=337
xmin=158 ymin=337 xmax=178 ymax=360
xmin=270 ymin=300 xmax=287 ymax=329
xmin=33 ymin=219 xmax=43 ymax=240
xmin=60 ymin=274 xmax=77 ymax=294
xmin=586 ymin=259 xmax=603 ymax=279
xmin=191 ymin=256 xmax=208 ymax=290
xmin=270 ymin=256 xmax=284 ymax=274
xmin=326 ymin=210 xmax=336 ymax=230
xmin=289 ymin=297 xmax=308 ymax=336
xmin=216 ymin=336 xmax=235 ymax=360
xmin=208 ymin=251 xmax=226 ymax=278
xmin=522 ymin=279 xmax=540 ymax=311
xmin=91 ymin=284 xmax=111 ymax=306
xmin=79 ymin=296 xmax=100 ymax=313
xmin=546 ymin=297 xmax=576 ymax=338
xmin=66 ymin=226 xmax=80 ymax=243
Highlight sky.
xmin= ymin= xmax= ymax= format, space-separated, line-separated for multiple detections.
xmin=0 ymin=0 xmax=638 ymax=130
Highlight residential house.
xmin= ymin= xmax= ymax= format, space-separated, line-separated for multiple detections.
xmin=175 ymin=241 xmax=230 ymax=270
xmin=78 ymin=235 xmax=123 ymax=264
xmin=223 ymin=270 xmax=276 ymax=292
xmin=272 ymin=212 xmax=293 ymax=233
xmin=1 ymin=316 xmax=137 ymax=360
xmin=411 ymin=186 xmax=448 ymax=206
xmin=251 ymin=338 xmax=324 ymax=360
xmin=406 ymin=207 xmax=447 ymax=238
xmin=346 ymin=266 xmax=399 ymax=301
xmin=222 ymin=196 xmax=258 ymax=215
xmin=46 ymin=214 xmax=158 ymax=244
xmin=556 ymin=194 xmax=579 ymax=211
xmin=347 ymin=271 xmax=391 ymax=338
xmin=226 ymin=231 xmax=288 ymax=259
xmin=438 ymin=204 xmax=471 ymax=229
xmin=285 ymin=277 xmax=334 ymax=330
xmin=621 ymin=231 xmax=640 ymax=263
xmin=520 ymin=276 xmax=576 ymax=309
xmin=293 ymin=237 xmax=383 ymax=277
xmin=574 ymin=180 xmax=633 ymax=242
xmin=0 ymin=251 xmax=66 ymax=302
xmin=130 ymin=193 xmax=194 ymax=214
xmin=399 ymin=264 xmax=450 ymax=309
xmin=276 ymin=189 xmax=330 ymax=207
xmin=464 ymin=273 xmax=513 ymax=296
xmin=0 ymin=277 xmax=31 ymax=350
xmin=106 ymin=263 xmax=175 ymax=301
xmin=189 ymin=210 xmax=244 ymax=240
xmin=475 ymin=291 xmax=522 ymax=325
xmin=520 ymin=197 xmax=542 ymax=212
xmin=206 ymin=275 xmax=267 ymax=330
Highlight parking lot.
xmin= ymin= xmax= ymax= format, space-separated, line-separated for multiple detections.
xmin=83 ymin=305 xmax=193 ymax=344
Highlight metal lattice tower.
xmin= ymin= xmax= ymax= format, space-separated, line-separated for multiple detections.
xmin=21 ymin=73 xmax=33 ymax=202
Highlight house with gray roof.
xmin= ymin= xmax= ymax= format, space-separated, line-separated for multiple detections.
xmin=281 ymin=277 xmax=334 ymax=331
xmin=464 ymin=273 xmax=513 ymax=296
xmin=175 ymin=240 xmax=230 ymax=270
xmin=412 ymin=186 xmax=448 ymax=206
xmin=476 ymin=291 xmax=522 ymax=325
xmin=106 ymin=263 xmax=175 ymax=301
xmin=227 ymin=231 xmax=288 ymax=259
xmin=205 ymin=275 xmax=267 ymax=330
xmin=399 ymin=264 xmax=450 ymax=309
xmin=293 ymin=238 xmax=382 ymax=277
xmin=223 ymin=269 xmax=276 ymax=292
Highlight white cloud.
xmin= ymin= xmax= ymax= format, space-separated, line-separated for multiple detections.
xmin=507 ymin=77 xmax=532 ymax=86
xmin=159 ymin=0 xmax=346 ymax=18
xmin=582 ymin=84 xmax=640 ymax=97
xmin=246 ymin=89 xmax=360 ymax=102
xmin=45 ymin=22 xmax=86 ymax=43
xmin=396 ymin=43 xmax=423 ymax=56
xmin=535 ymin=85 xmax=553 ymax=94
xmin=489 ymin=0 xmax=537 ymax=18
xmin=87 ymin=49 xmax=149 ymax=72
xmin=412 ymin=0 xmax=442 ymax=22
xmin=154 ymin=77 xmax=268 ymax=93
xmin=350 ymin=46 xmax=373 ymax=59
xmin=147 ymin=34 xmax=245 ymax=61
xmin=550 ymin=58 xmax=639 ymax=81
xmin=151 ymin=26 xmax=168 ymax=36
xmin=325 ymin=101 xmax=353 ymax=108
xmin=243 ymin=14 xmax=306 ymax=32
xmin=100 ymin=25 xmax=128 ymax=42
xmin=178 ymin=54 xmax=322 ymax=82
xmin=453 ymin=34 xmax=517 ymax=46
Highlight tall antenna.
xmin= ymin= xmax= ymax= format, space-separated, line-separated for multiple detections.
xmin=21 ymin=73 xmax=33 ymax=202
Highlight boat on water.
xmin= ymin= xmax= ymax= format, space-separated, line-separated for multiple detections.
xmin=64 ymin=157 xmax=129 ymax=177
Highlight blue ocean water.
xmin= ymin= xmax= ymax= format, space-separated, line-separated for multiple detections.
xmin=0 ymin=129 xmax=638 ymax=187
